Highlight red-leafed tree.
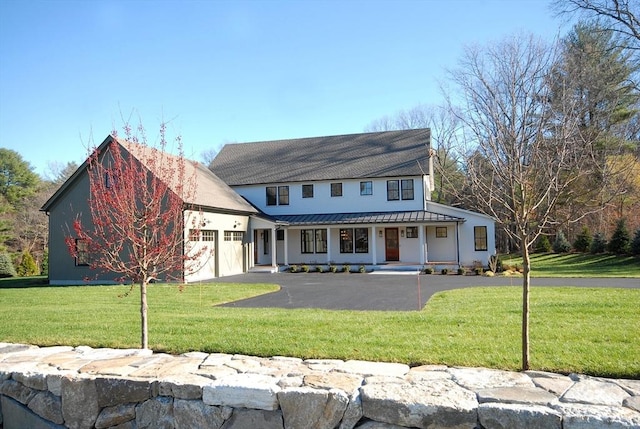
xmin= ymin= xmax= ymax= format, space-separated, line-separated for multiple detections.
xmin=66 ymin=122 xmax=208 ymax=349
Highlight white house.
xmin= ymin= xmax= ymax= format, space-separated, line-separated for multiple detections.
xmin=211 ymin=129 xmax=496 ymax=271
xmin=43 ymin=129 xmax=495 ymax=284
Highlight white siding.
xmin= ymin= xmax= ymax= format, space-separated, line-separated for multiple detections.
xmin=233 ymin=176 xmax=427 ymax=215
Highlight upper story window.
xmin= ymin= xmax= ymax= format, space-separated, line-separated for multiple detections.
xmin=331 ymin=182 xmax=343 ymax=197
xmin=266 ymin=186 xmax=277 ymax=206
xmin=266 ymin=186 xmax=289 ymax=206
xmin=302 ymin=184 xmax=314 ymax=198
xmin=387 ymin=179 xmax=414 ymax=201
xmin=387 ymin=180 xmax=399 ymax=201
xmin=278 ymin=186 xmax=289 ymax=205
xmin=360 ymin=181 xmax=373 ymax=196
xmin=401 ymin=179 xmax=414 ymax=200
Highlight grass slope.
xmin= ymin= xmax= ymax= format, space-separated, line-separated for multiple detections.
xmin=501 ymin=253 xmax=640 ymax=277
xmin=1 ymin=280 xmax=638 ymax=378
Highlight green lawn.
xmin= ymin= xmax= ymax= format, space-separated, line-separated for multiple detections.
xmin=1 ymin=279 xmax=638 ymax=378
xmin=500 ymin=252 xmax=640 ymax=277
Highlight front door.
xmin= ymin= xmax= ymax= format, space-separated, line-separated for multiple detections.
xmin=385 ymin=228 xmax=399 ymax=261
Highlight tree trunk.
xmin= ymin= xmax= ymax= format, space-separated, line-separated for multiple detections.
xmin=521 ymin=242 xmax=531 ymax=371
xmin=140 ymin=280 xmax=148 ymax=349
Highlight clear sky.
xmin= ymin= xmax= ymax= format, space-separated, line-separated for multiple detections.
xmin=0 ymin=0 xmax=569 ymax=177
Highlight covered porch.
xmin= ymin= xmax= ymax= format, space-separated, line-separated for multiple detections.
xmin=249 ymin=210 xmax=466 ymax=271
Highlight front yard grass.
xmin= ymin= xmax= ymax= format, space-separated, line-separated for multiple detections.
xmin=1 ymin=281 xmax=638 ymax=379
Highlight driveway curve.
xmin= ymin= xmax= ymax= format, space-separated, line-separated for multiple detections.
xmin=216 ymin=273 xmax=639 ymax=311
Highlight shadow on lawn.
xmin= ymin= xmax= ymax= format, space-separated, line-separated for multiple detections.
xmin=0 ymin=276 xmax=49 ymax=288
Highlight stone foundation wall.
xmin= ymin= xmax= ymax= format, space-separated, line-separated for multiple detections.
xmin=0 ymin=343 xmax=639 ymax=429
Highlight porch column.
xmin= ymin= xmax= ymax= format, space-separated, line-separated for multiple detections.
xmin=326 ymin=227 xmax=332 ymax=264
xmin=372 ymin=227 xmax=378 ymax=265
xmin=271 ymin=226 xmax=277 ymax=268
xmin=455 ymin=222 xmax=461 ymax=266
xmin=283 ymin=228 xmax=289 ymax=266
xmin=419 ymin=225 xmax=426 ymax=265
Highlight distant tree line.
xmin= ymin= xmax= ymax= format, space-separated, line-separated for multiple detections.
xmin=366 ymin=20 xmax=640 ymax=258
xmin=0 ymin=148 xmax=77 ymax=277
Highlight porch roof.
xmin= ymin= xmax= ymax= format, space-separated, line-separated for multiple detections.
xmin=272 ymin=210 xmax=465 ymax=226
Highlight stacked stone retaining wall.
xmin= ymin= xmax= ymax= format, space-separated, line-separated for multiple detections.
xmin=0 ymin=343 xmax=638 ymax=428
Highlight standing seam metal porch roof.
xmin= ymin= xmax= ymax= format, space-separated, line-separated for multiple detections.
xmin=266 ymin=210 xmax=465 ymax=226
xmin=211 ymin=129 xmax=432 ymax=185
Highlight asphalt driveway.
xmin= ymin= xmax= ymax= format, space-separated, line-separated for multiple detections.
xmin=217 ymin=272 xmax=639 ymax=311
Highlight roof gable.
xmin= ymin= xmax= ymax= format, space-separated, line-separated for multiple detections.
xmin=42 ymin=135 xmax=257 ymax=214
xmin=211 ymin=129 xmax=431 ymax=186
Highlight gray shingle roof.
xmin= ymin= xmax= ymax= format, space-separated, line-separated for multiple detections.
xmin=41 ymin=136 xmax=257 ymax=215
xmin=211 ymin=129 xmax=431 ymax=185
xmin=269 ymin=210 xmax=464 ymax=226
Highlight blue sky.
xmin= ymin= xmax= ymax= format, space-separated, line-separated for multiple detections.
xmin=0 ymin=0 xmax=569 ymax=177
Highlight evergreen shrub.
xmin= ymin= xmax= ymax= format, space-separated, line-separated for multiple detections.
xmin=552 ymin=231 xmax=571 ymax=253
xmin=631 ymin=229 xmax=640 ymax=256
xmin=16 ymin=251 xmax=38 ymax=277
xmin=535 ymin=235 xmax=552 ymax=253
xmin=608 ymin=218 xmax=631 ymax=254
xmin=573 ymin=226 xmax=592 ymax=253
xmin=590 ymin=232 xmax=607 ymax=254
xmin=0 ymin=252 xmax=17 ymax=278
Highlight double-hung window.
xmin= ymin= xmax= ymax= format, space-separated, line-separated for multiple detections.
xmin=278 ymin=186 xmax=289 ymax=205
xmin=302 ymin=184 xmax=314 ymax=198
xmin=331 ymin=183 xmax=342 ymax=197
xmin=474 ymin=226 xmax=488 ymax=251
xmin=360 ymin=181 xmax=373 ymax=196
xmin=387 ymin=180 xmax=399 ymax=201
xmin=401 ymin=179 xmax=414 ymax=200
xmin=266 ymin=186 xmax=277 ymax=206
xmin=387 ymin=179 xmax=415 ymax=201
xmin=266 ymin=186 xmax=289 ymax=205
xmin=75 ymin=239 xmax=89 ymax=266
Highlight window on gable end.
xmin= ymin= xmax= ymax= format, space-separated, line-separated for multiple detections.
xmin=75 ymin=239 xmax=90 ymax=266
xmin=474 ymin=226 xmax=488 ymax=251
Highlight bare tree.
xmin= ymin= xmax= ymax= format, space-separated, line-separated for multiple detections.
xmin=365 ymin=104 xmax=466 ymax=205
xmin=553 ymin=0 xmax=640 ymax=49
xmin=447 ymin=33 xmax=601 ymax=370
